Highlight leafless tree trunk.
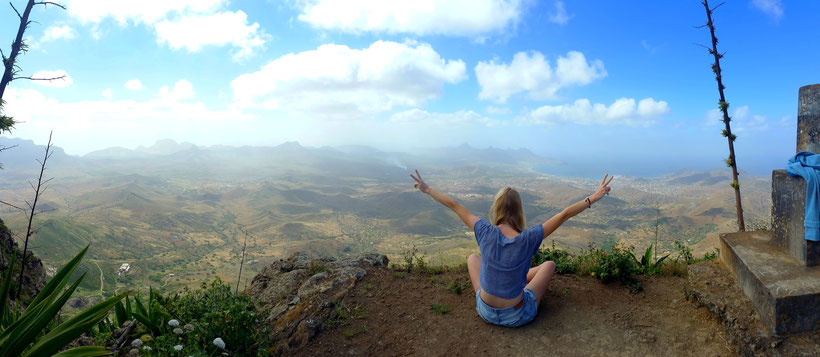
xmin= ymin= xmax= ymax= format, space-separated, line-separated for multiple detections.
xmin=15 ymin=131 xmax=54 ymax=300
xmin=653 ymin=206 xmax=661 ymax=262
xmin=701 ymin=0 xmax=745 ymax=231
xmin=1 ymin=1 xmax=66 ymax=136
xmin=236 ymin=229 xmax=248 ymax=294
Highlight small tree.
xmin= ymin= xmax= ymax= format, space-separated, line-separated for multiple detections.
xmin=700 ymin=0 xmax=745 ymax=231
xmin=1 ymin=1 xmax=66 ymax=158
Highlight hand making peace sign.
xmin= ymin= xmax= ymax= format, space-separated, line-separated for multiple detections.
xmin=589 ymin=173 xmax=614 ymax=203
xmin=410 ymin=169 xmax=431 ymax=194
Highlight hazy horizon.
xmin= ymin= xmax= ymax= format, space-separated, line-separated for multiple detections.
xmin=1 ymin=1 xmax=814 ymax=178
xmin=0 ymin=135 xmax=783 ymax=178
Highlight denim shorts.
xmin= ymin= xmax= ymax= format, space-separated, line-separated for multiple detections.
xmin=475 ymin=288 xmax=537 ymax=327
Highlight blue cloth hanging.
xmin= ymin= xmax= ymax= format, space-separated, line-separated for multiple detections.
xmin=786 ymin=151 xmax=820 ymax=241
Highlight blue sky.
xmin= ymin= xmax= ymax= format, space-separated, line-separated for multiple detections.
xmin=0 ymin=0 xmax=816 ymax=176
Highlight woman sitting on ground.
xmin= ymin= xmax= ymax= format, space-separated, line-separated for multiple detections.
xmin=410 ymin=170 xmax=613 ymax=327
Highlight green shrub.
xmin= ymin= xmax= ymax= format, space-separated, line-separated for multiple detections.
xmin=673 ymin=240 xmax=695 ymax=264
xmin=430 ymin=304 xmax=450 ymax=315
xmin=590 ymin=245 xmax=642 ymax=292
xmin=532 ymin=241 xmax=577 ymax=274
xmin=308 ymin=260 xmax=327 ymax=275
xmin=134 ymin=278 xmax=269 ymax=356
xmin=446 ymin=281 xmax=470 ymax=295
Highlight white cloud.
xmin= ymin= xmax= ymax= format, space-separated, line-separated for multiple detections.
xmin=124 ymin=79 xmax=143 ymax=91
xmin=475 ymin=51 xmax=606 ymax=103
xmin=705 ymin=105 xmax=768 ymax=133
xmin=750 ymin=0 xmax=783 ymax=21
xmin=102 ymin=88 xmax=112 ymax=99
xmin=41 ymin=25 xmax=76 ymax=42
xmin=547 ymin=1 xmax=571 ymax=25
xmin=3 ymin=82 xmax=247 ymax=153
xmin=230 ymin=40 xmax=466 ymax=118
xmin=158 ymin=79 xmax=195 ymax=101
xmin=390 ymin=109 xmax=500 ymax=127
xmin=29 ymin=70 xmax=73 ymax=88
xmin=486 ymin=106 xmax=510 ymax=115
xmin=521 ymin=97 xmax=669 ymax=126
xmin=65 ymin=0 xmax=225 ymax=25
xmin=155 ymin=11 xmax=268 ymax=61
xmin=64 ymin=0 xmax=265 ymax=60
xmin=295 ymin=0 xmax=527 ymax=36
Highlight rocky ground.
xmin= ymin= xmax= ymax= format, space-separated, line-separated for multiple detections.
xmin=0 ymin=217 xmax=45 ymax=304
xmin=688 ymin=259 xmax=820 ymax=357
xmin=248 ymin=252 xmax=741 ymax=356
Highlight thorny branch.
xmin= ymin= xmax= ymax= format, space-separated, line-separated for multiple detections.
xmin=15 ymin=130 xmax=55 ymax=300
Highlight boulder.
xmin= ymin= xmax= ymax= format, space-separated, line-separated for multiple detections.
xmin=246 ymin=251 xmax=388 ymax=355
xmin=0 ymin=218 xmax=46 ymax=304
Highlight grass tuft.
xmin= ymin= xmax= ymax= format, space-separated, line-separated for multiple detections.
xmin=342 ymin=324 xmax=369 ymax=339
xmin=430 ymin=303 xmax=451 ymax=315
xmin=446 ymin=281 xmax=470 ymax=295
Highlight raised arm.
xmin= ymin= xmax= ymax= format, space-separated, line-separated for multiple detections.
xmin=411 ymin=169 xmax=479 ymax=230
xmin=541 ymin=174 xmax=614 ymax=239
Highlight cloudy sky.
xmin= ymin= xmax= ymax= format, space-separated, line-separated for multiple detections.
xmin=0 ymin=0 xmax=816 ymax=176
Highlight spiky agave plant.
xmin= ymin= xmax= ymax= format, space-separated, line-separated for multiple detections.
xmin=0 ymin=245 xmax=128 ymax=356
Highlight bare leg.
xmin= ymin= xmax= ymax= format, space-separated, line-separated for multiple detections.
xmin=526 ymin=266 xmax=539 ymax=282
xmin=467 ymin=254 xmax=481 ymax=292
xmin=524 ymin=261 xmax=556 ymax=304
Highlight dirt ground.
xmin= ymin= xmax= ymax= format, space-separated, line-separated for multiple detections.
xmin=295 ymin=267 xmax=736 ymax=356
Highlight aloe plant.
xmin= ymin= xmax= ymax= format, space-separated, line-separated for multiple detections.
xmin=631 ymin=244 xmax=669 ymax=275
xmin=132 ymin=287 xmax=168 ymax=335
xmin=0 ymin=245 xmax=127 ymax=356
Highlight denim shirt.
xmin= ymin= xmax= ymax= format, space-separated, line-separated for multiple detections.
xmin=474 ymin=218 xmax=544 ymax=299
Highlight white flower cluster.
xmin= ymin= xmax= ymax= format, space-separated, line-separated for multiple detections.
xmin=213 ymin=337 xmax=226 ymax=350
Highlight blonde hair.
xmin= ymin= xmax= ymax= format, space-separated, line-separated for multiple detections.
xmin=489 ymin=187 xmax=525 ymax=233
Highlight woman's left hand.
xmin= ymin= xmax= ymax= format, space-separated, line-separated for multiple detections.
xmin=590 ymin=173 xmax=614 ymax=203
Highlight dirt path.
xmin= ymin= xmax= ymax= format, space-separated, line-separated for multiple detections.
xmin=297 ymin=268 xmax=736 ymax=356
xmin=161 ymin=275 xmax=173 ymax=288
xmin=93 ymin=261 xmax=104 ymax=297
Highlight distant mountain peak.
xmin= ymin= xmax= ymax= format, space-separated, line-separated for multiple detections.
xmin=139 ymin=139 xmax=196 ymax=155
xmin=275 ymin=141 xmax=305 ymax=151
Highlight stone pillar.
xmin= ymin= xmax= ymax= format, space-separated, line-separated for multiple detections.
xmin=773 ymin=84 xmax=820 ymax=266
xmin=797 ymin=84 xmax=820 ymax=153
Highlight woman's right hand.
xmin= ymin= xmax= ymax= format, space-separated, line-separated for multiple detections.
xmin=590 ymin=173 xmax=614 ymax=203
xmin=410 ymin=169 xmax=431 ymax=194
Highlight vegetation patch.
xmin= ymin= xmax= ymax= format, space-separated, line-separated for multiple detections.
xmin=430 ymin=304 xmax=451 ymax=315
xmin=446 ymin=281 xmax=471 ymax=295
xmin=308 ymin=260 xmax=328 ymax=275
xmin=531 ymin=240 xmax=719 ymax=293
xmin=342 ymin=324 xmax=370 ymax=339
xmin=91 ymin=278 xmax=270 ymax=356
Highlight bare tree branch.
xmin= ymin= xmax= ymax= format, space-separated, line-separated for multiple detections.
xmin=11 ymin=75 xmax=66 ymax=82
xmin=9 ymin=2 xmax=22 ymax=19
xmin=16 ymin=130 xmax=54 ymax=300
xmin=693 ymin=43 xmax=711 ymax=50
xmin=34 ymin=1 xmax=65 ymax=9
xmin=710 ymin=1 xmax=726 ymax=12
xmin=0 ymin=144 xmax=17 ymax=153
xmin=0 ymin=199 xmax=25 ymax=211
xmin=236 ymin=228 xmax=248 ymax=294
